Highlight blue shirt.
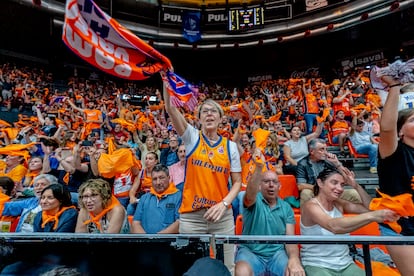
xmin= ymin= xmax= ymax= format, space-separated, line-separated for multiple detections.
xmin=2 ymin=197 xmax=40 ymax=232
xmin=241 ymin=193 xmax=295 ymax=257
xmin=133 ymin=189 xmax=182 ymax=234
xmin=33 ymin=207 xmax=78 ymax=232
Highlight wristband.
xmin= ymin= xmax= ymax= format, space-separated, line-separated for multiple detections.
xmin=222 ymin=200 xmax=229 ymax=208
xmin=388 ymin=83 xmax=401 ymax=89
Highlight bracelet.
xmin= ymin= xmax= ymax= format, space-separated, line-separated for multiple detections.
xmin=388 ymin=83 xmax=401 ymax=89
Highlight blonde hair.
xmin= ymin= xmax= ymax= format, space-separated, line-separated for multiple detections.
xmin=78 ymin=178 xmax=112 ymax=209
xmin=197 ymin=99 xmax=224 ymax=119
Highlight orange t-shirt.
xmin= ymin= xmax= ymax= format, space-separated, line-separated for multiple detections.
xmin=83 ymin=109 xmax=102 ymax=130
xmin=305 ymin=93 xmax=320 ymax=114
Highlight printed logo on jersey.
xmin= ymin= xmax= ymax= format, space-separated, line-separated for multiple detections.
xmin=218 ymin=146 xmax=224 ymax=154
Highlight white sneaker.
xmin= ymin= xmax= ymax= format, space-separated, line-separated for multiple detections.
xmin=369 ymin=167 xmax=377 ymax=174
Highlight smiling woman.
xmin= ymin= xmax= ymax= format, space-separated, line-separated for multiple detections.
xmin=33 ymin=183 xmax=78 ymax=233
xmin=75 ymin=178 xmax=130 ymax=234
xmin=162 ymin=74 xmax=242 ymax=274
xmin=300 ymin=166 xmax=399 ymax=276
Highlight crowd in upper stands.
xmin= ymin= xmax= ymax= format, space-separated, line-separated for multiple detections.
xmin=0 ymin=59 xmax=406 ymax=275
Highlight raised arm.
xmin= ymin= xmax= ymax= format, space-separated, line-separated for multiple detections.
xmin=244 ymin=149 xmax=264 ymax=208
xmin=379 ymin=76 xmax=401 ymax=158
xmin=305 ymin=122 xmax=323 ymax=142
xmin=66 ymin=98 xmax=84 ymax=114
xmin=35 ymin=106 xmax=46 ymax=125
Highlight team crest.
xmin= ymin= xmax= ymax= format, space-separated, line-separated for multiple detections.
xmin=218 ymin=146 xmax=224 ymax=154
xmin=208 ymin=151 xmax=214 ymax=159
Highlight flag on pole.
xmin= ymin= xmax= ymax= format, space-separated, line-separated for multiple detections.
xmin=62 ymin=0 xmax=198 ymax=109
xmin=62 ymin=0 xmax=172 ymax=80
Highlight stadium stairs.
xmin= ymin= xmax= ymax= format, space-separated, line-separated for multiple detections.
xmin=327 ymin=144 xmax=378 ymax=197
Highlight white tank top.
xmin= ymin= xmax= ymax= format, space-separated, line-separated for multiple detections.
xmin=300 ymin=198 xmax=354 ymax=269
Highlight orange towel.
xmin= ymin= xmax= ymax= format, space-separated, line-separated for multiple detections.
xmin=370 ymin=190 xmax=414 ymax=233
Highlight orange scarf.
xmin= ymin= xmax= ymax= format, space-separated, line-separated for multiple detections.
xmin=83 ymin=196 xmax=120 ymax=232
xmin=25 ymin=171 xmax=40 ymax=186
xmin=150 ymin=183 xmax=178 ymax=200
xmin=41 ymin=206 xmax=77 ymax=230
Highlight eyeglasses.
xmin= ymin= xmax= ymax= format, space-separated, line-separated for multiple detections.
xmin=34 ymin=181 xmax=49 ymax=188
xmin=80 ymin=193 xmax=99 ymax=201
xmin=262 ymin=179 xmax=280 ymax=185
xmin=200 ymin=108 xmax=219 ymax=115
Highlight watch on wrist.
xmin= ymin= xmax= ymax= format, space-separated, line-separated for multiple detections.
xmin=222 ymin=200 xmax=229 ymax=207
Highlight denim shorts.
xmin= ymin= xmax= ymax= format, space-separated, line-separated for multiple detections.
xmin=379 ymin=224 xmax=402 ymax=236
xmin=235 ymin=246 xmax=287 ymax=276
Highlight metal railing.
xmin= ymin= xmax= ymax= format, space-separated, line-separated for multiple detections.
xmin=1 ymin=233 xmax=413 ymax=276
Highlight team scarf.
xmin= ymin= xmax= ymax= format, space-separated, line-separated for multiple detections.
xmin=83 ymin=195 xmax=121 ymax=232
xmin=62 ymin=0 xmax=198 ymax=110
xmin=62 ymin=0 xmax=172 ymax=80
xmin=150 ymin=183 xmax=178 ymax=200
xmin=41 ymin=206 xmax=77 ymax=230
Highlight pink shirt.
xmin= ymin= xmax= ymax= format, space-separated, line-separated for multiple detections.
xmin=168 ymin=161 xmax=185 ymax=186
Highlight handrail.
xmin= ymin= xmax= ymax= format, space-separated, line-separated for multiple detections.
xmin=214 ymin=235 xmax=414 ymax=276
xmin=1 ymin=233 xmax=413 ymax=276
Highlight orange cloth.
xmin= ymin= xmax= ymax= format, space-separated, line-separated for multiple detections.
xmin=105 ymin=137 xmax=117 ymax=154
xmin=97 ymin=148 xmax=142 ymax=179
xmin=111 ymin=118 xmax=137 ymax=132
xmin=369 ymin=190 xmax=414 ymax=233
xmin=317 ymin=107 xmax=331 ymax=123
xmin=267 ymin=112 xmax=282 ymax=123
xmin=0 ymin=192 xmax=10 ymax=216
xmin=83 ymin=196 xmax=120 ymax=232
xmin=0 ymin=142 xmax=37 ymax=160
xmin=149 ymin=183 xmax=178 ymax=200
xmin=0 ymin=164 xmax=28 ymax=183
xmin=355 ymin=260 xmax=400 ymax=276
xmin=2 ymin=128 xmax=19 ymax=140
xmin=41 ymin=206 xmax=77 ymax=230
xmin=252 ymin=128 xmax=270 ymax=152
xmin=0 ymin=120 xmax=11 ymax=127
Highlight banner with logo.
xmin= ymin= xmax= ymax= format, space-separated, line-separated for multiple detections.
xmin=183 ymin=11 xmax=201 ymax=43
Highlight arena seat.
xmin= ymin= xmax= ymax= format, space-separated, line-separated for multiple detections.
xmin=235 ymin=214 xmax=243 ymax=235
xmin=347 ymin=140 xmax=369 ymax=158
xmin=294 ymin=213 xmax=301 ymax=235
xmin=278 ymin=174 xmax=300 ymax=214
xmin=327 ymin=130 xmax=339 ymax=147
xmin=278 ymin=174 xmax=299 ymax=199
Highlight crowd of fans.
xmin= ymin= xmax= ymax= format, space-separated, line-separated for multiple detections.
xmin=0 ymin=59 xmax=404 ymax=275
